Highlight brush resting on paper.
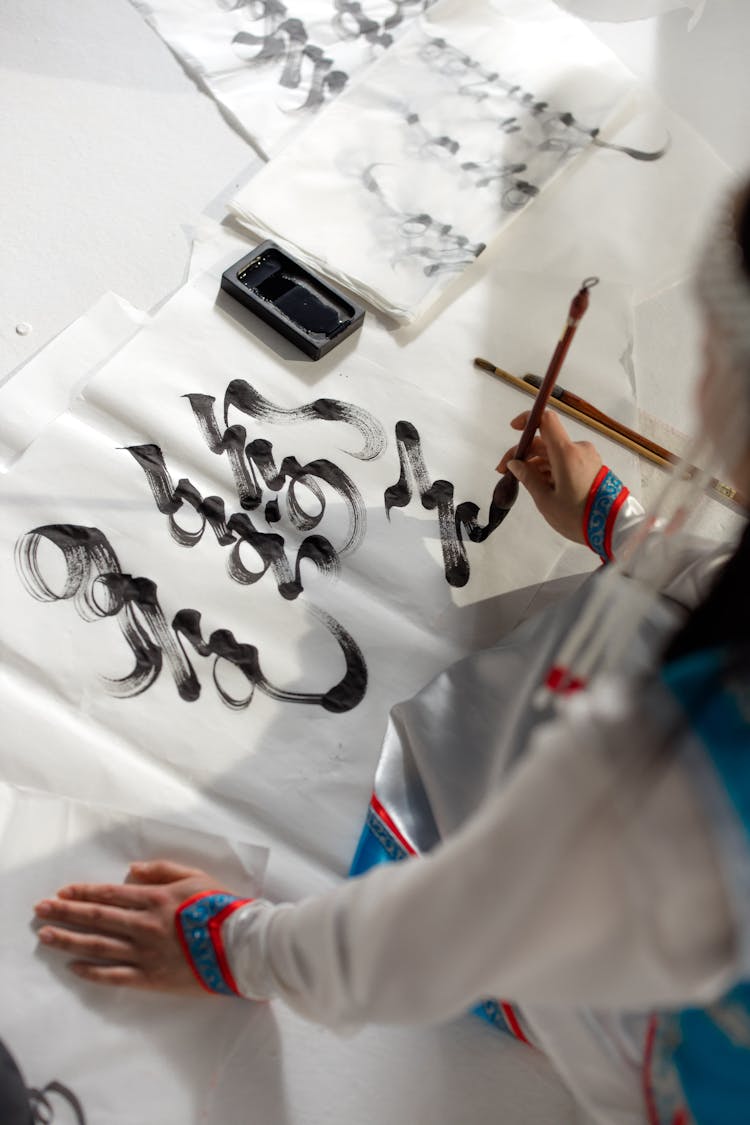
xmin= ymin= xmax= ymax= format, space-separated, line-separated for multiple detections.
xmin=479 ymin=277 xmax=599 ymax=538
xmin=474 ymin=359 xmax=747 ymax=513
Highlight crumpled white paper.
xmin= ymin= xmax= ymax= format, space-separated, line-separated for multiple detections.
xmin=0 ymin=239 xmax=641 ymax=868
xmin=230 ymin=0 xmax=644 ymax=322
xmin=129 ymin=0 xmax=440 ymax=159
xmin=0 ymin=293 xmax=146 ymax=473
xmin=0 ymin=246 xmax=601 ymax=1125
xmin=555 ymin=0 xmax=706 ymax=29
xmin=0 ymin=781 xmax=266 ymax=1125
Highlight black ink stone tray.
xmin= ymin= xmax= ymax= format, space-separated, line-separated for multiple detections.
xmin=221 ymin=241 xmax=365 ymax=360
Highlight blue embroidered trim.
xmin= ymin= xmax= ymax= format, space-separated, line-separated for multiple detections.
xmin=365 ymin=806 xmax=409 ymax=861
xmin=649 ymin=653 xmax=750 ymax=1123
xmin=472 ymin=999 xmax=515 ymax=1037
xmin=586 ymin=469 xmax=624 ymax=561
xmin=177 ymin=892 xmax=242 ymax=996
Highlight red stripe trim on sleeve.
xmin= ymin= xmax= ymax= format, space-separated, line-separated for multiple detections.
xmin=370 ymin=793 xmax=418 ymax=856
xmin=208 ymin=899 xmax=253 ymax=996
xmin=582 ymin=465 xmax=608 ymax=550
xmin=603 ymin=485 xmax=629 ymax=562
xmin=643 ymin=1014 xmax=660 ymax=1125
xmin=500 ymin=1001 xmax=532 ymax=1047
xmin=545 ymin=665 xmax=587 ymax=695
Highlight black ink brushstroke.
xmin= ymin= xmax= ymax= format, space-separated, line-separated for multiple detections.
xmin=418 ymin=37 xmax=669 ymax=165
xmin=220 ymin=380 xmax=386 ymax=462
xmin=232 ymin=10 xmax=348 ymax=113
xmin=403 ymin=110 xmax=538 ymax=208
xmin=14 ymin=524 xmax=198 ymax=699
xmin=189 ymin=391 xmax=370 ymax=552
xmin=126 ymin=444 xmax=236 ymax=546
xmin=333 ymin=1 xmax=435 ymax=49
xmin=126 ymin=442 xmax=358 ymax=589
xmin=363 ymin=166 xmax=486 ymax=277
xmin=229 ymin=1 xmax=435 ymax=115
xmin=124 ymin=379 xmax=379 ymax=603
xmin=173 ymin=605 xmax=366 ymax=712
xmin=28 ymin=1079 xmax=87 ymax=1125
xmin=226 ymin=513 xmax=340 ymax=598
xmin=384 ymin=421 xmax=508 ymax=587
xmin=15 ymin=524 xmax=367 ymax=712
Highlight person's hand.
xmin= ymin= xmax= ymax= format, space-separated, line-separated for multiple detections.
xmin=497 ymin=410 xmax=603 ymax=543
xmin=33 ymin=860 xmax=232 ymax=994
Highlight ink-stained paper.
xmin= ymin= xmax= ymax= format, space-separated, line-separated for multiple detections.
xmin=0 ymin=251 xmax=617 ymax=1124
xmin=229 ymin=0 xmax=650 ymax=322
xmin=128 ymin=0 xmax=439 ymax=159
xmin=0 ymin=237 xmax=639 ymax=865
xmin=0 ymin=782 xmax=266 ymax=1124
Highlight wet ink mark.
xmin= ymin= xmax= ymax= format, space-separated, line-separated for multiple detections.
xmin=403 ymin=110 xmax=539 ymax=209
xmin=232 ymin=10 xmax=349 ymax=113
xmin=417 ymin=37 xmax=669 ymax=166
xmin=28 ymin=1079 xmax=87 ymax=1125
xmin=384 ymin=421 xmax=506 ymax=587
xmin=220 ymin=379 xmax=386 ymax=461
xmin=363 ymin=164 xmax=486 ymax=277
xmin=228 ymin=2 xmax=435 ymax=115
xmin=333 ymin=1 xmax=435 ymax=49
xmin=122 ymin=380 xmax=385 ymax=602
xmin=15 ymin=524 xmax=367 ymax=712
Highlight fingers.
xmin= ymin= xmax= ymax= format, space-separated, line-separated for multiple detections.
xmin=56 ymin=881 xmax=149 ymax=909
xmin=34 ymin=896 xmax=153 ymax=937
xmin=506 ymin=459 xmax=552 ymax=504
xmin=537 ymin=411 xmax=574 ymax=474
xmin=69 ymin=963 xmax=148 ymax=988
xmin=38 ymin=926 xmax=136 ymax=963
xmin=127 ymin=860 xmax=203 ymax=885
xmin=497 ymin=436 xmax=548 ymax=473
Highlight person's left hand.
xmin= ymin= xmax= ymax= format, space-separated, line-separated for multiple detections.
xmin=33 ymin=859 xmax=232 ymax=994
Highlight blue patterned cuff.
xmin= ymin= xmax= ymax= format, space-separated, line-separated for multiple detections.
xmin=583 ymin=466 xmax=629 ymax=562
xmin=175 ymin=891 xmax=252 ymax=996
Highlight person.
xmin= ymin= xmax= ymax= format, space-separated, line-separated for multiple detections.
xmin=32 ymin=183 xmax=750 ymax=1125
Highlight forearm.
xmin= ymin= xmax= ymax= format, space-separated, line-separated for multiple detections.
xmin=215 ymin=694 xmax=733 ymax=1028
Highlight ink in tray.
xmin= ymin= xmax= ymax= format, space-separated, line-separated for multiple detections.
xmin=221 ymin=242 xmax=365 ymax=360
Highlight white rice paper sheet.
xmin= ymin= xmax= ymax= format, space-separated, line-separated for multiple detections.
xmin=229 ymin=0 xmax=653 ymax=322
xmin=0 ymin=293 xmax=146 ymax=474
xmin=0 ymin=781 xmax=267 ymax=1124
xmin=4 ymin=781 xmax=580 ymax=1125
xmin=554 ymin=0 xmax=706 ymax=27
xmin=0 ymin=253 xmax=604 ymax=1125
xmin=0 ymin=241 xmax=640 ymax=869
xmin=128 ymin=0 xmax=439 ymax=159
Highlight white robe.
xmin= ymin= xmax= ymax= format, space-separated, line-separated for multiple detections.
xmin=221 ymin=499 xmax=739 ymax=1124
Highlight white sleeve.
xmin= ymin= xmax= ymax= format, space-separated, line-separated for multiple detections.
xmin=605 ymin=494 xmax=731 ymax=611
xmin=222 ymin=679 xmax=736 ymax=1029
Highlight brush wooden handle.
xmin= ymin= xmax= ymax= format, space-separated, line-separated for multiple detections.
xmin=474 ymin=356 xmax=747 ymax=511
xmin=523 ymin=374 xmax=677 ymax=465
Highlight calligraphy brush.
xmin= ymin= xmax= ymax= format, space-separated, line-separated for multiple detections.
xmin=483 ymin=277 xmax=599 ymax=534
xmin=522 ymin=373 xmax=677 ymax=465
xmin=475 ymin=359 xmax=747 ymax=512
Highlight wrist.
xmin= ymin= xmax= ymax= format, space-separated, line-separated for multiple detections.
xmin=582 ymin=466 xmax=629 ymax=563
xmin=175 ymin=890 xmax=253 ymax=996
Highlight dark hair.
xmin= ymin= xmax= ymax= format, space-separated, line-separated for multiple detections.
xmin=662 ymin=521 xmax=750 ymax=671
xmin=662 ymin=186 xmax=750 ymax=673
